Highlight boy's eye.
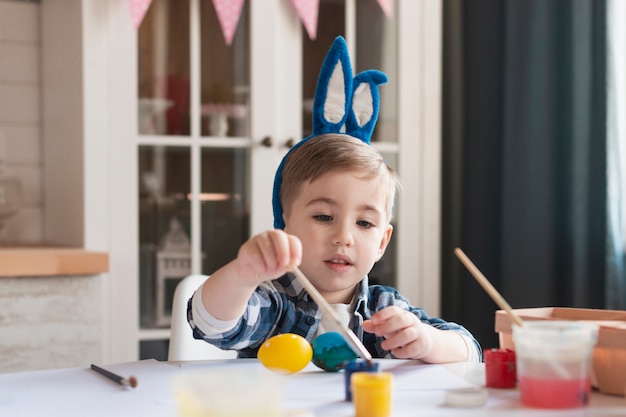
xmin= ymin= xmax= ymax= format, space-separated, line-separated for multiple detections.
xmin=314 ymin=214 xmax=332 ymax=222
xmin=357 ymin=220 xmax=374 ymax=228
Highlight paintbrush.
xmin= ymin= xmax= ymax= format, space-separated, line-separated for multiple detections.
xmin=291 ymin=266 xmax=373 ymax=364
xmin=90 ymin=364 xmax=138 ymax=388
xmin=453 ymin=247 xmax=524 ymax=327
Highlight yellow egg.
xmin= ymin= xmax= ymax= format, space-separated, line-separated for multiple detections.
xmin=258 ymin=333 xmax=313 ymax=374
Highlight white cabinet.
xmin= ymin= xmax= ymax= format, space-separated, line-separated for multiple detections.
xmin=104 ymin=0 xmax=442 ymax=362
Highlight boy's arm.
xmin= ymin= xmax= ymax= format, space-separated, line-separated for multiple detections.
xmin=200 ymin=260 xmax=259 ymax=321
xmin=200 ymin=230 xmax=302 ymax=321
xmin=189 ymin=279 xmax=284 ymax=351
xmin=413 ymin=324 xmax=479 ymax=363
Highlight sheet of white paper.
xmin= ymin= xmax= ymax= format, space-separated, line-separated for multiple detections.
xmin=0 ymin=359 xmax=181 ymax=417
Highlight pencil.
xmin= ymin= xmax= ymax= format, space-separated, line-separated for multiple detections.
xmin=90 ymin=364 xmax=138 ymax=388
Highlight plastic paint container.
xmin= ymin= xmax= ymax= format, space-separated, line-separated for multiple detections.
xmin=351 ymin=371 xmax=393 ymax=417
xmin=344 ymin=359 xmax=380 ymax=401
xmin=175 ymin=369 xmax=282 ymax=416
xmin=513 ymin=321 xmax=598 ymax=409
xmin=484 ymin=348 xmax=517 ymax=388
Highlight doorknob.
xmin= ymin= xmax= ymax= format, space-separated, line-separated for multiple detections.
xmin=261 ymin=136 xmax=273 ymax=147
xmin=284 ymin=138 xmax=296 ymax=148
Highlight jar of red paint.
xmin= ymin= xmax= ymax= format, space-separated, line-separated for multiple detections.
xmin=484 ymin=348 xmax=517 ymax=388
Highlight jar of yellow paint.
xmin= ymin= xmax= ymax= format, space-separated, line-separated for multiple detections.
xmin=351 ymin=372 xmax=393 ymax=417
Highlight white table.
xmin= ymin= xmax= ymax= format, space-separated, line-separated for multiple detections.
xmin=1 ymin=359 xmax=624 ymax=416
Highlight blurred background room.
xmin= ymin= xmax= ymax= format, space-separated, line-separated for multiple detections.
xmin=0 ymin=0 xmax=624 ymax=372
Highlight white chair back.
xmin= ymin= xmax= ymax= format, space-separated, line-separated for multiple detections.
xmin=168 ymin=274 xmax=238 ymax=361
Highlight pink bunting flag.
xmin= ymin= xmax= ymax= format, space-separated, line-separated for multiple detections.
xmin=212 ymin=0 xmax=245 ymax=45
xmin=129 ymin=0 xmax=153 ymax=29
xmin=377 ymin=0 xmax=393 ymax=18
xmin=290 ymin=0 xmax=319 ymax=40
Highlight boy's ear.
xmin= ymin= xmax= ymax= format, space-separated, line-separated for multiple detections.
xmin=282 ymin=212 xmax=288 ymax=229
xmin=376 ymin=224 xmax=394 ymax=261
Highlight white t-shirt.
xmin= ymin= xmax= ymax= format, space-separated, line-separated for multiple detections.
xmin=315 ymin=303 xmax=352 ymax=336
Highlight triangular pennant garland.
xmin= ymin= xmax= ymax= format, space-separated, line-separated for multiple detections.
xmin=211 ymin=0 xmax=245 ymax=45
xmin=290 ymin=0 xmax=320 ymax=40
xmin=128 ymin=0 xmax=153 ymax=29
xmin=376 ymin=0 xmax=393 ymax=18
xmin=129 ymin=0 xmax=392 ymax=45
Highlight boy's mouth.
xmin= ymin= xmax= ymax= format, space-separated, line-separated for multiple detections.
xmin=324 ymin=255 xmax=353 ymax=266
xmin=327 ymin=259 xmax=350 ymax=265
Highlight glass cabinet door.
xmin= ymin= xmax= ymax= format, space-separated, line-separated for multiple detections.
xmin=137 ymin=1 xmax=191 ymax=136
xmin=199 ymin=1 xmax=249 ymax=138
xmin=138 ymin=145 xmax=191 ymax=332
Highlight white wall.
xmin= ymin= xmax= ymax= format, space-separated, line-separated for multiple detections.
xmin=0 ymin=0 xmax=108 ymax=373
xmin=0 ymin=1 xmax=44 ymax=243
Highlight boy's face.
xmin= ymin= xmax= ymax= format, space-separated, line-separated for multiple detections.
xmin=283 ymin=169 xmax=393 ymax=304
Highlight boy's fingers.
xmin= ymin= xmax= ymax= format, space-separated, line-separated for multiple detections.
xmin=372 ymin=309 xmax=420 ymax=341
xmin=239 ymin=238 xmax=267 ymax=272
xmin=255 ymin=231 xmax=280 ymax=271
xmin=237 ymin=230 xmax=302 ymax=281
xmin=269 ymin=232 xmax=302 ymax=270
xmin=371 ymin=305 xmax=401 ymax=323
xmin=384 ymin=327 xmax=418 ymax=350
xmin=287 ymin=234 xmax=303 ymax=266
xmin=237 ymin=230 xmax=306 ymax=282
xmin=259 ymin=230 xmax=302 ymax=273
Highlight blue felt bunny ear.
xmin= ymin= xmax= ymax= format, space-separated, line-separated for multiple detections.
xmin=311 ymin=36 xmax=353 ymax=135
xmin=347 ymin=70 xmax=388 ymax=144
xmin=272 ymin=36 xmax=388 ymax=229
xmin=311 ymin=37 xmax=388 ymax=141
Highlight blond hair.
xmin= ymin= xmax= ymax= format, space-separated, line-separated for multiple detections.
xmin=280 ymin=134 xmax=400 ymax=222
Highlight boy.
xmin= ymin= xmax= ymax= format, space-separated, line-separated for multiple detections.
xmin=188 ymin=133 xmax=481 ymax=362
xmin=188 ymin=36 xmax=481 ymax=363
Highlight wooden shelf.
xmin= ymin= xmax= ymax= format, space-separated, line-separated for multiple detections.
xmin=0 ymin=247 xmax=108 ymax=277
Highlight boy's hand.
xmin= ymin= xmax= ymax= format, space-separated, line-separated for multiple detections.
xmin=236 ymin=230 xmax=302 ymax=285
xmin=362 ymin=306 xmax=435 ymax=360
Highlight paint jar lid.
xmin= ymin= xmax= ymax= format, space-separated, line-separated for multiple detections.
xmin=445 ymin=387 xmax=488 ymax=407
xmin=344 ymin=359 xmax=380 ymax=373
xmin=484 ymin=348 xmax=516 ymax=362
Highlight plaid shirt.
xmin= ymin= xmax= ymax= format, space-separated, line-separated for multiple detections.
xmin=188 ymin=273 xmax=482 ymax=361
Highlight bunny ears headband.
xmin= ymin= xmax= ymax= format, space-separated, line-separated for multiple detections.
xmin=272 ymin=36 xmax=388 ymax=229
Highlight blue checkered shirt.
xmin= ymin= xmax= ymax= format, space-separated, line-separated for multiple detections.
xmin=188 ymin=273 xmax=482 ymax=361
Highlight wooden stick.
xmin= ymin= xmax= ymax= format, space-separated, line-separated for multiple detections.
xmin=453 ymin=248 xmax=524 ymax=327
xmin=90 ymin=364 xmax=138 ymax=388
xmin=291 ymin=266 xmax=373 ymax=363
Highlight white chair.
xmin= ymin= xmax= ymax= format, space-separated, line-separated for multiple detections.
xmin=168 ymin=274 xmax=238 ymax=361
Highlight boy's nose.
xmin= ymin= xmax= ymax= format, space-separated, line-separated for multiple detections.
xmin=332 ymin=224 xmax=355 ymax=247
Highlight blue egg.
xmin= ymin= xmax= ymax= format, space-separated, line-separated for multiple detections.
xmin=311 ymin=332 xmax=358 ymax=372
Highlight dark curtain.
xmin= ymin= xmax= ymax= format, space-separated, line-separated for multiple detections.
xmin=441 ymin=0 xmax=609 ymax=350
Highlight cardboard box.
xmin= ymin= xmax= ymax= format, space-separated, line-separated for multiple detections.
xmin=495 ymin=307 xmax=626 ymax=396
